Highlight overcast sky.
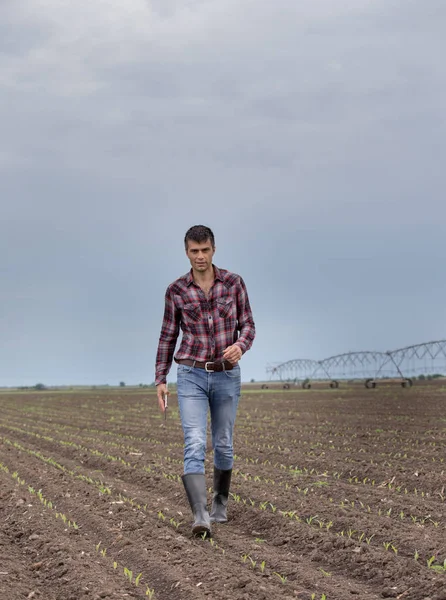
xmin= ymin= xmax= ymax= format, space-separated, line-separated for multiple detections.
xmin=1 ymin=0 xmax=445 ymax=386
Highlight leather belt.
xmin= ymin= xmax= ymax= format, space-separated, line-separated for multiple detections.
xmin=176 ymin=358 xmax=234 ymax=372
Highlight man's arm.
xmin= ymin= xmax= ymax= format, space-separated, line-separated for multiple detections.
xmin=155 ymin=288 xmax=180 ymax=386
xmin=234 ymin=276 xmax=255 ymax=354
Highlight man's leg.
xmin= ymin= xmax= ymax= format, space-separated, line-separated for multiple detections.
xmin=209 ymin=365 xmax=241 ymax=522
xmin=176 ymin=364 xmax=211 ymax=536
xmin=177 ymin=364 xmax=209 ymax=474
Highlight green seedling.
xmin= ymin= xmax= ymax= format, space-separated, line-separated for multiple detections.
xmin=124 ymin=567 xmax=133 ymax=583
xmin=306 ymin=515 xmax=317 ymax=525
xmin=429 ymin=559 xmax=446 ymax=572
xmin=346 ymin=528 xmax=355 ymax=539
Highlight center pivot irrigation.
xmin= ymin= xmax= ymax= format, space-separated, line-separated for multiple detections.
xmin=266 ymin=339 xmax=446 ymax=389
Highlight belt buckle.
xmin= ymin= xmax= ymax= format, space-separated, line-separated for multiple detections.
xmin=205 ymin=362 xmax=214 ymax=372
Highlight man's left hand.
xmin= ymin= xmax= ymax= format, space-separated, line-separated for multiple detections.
xmin=223 ymin=344 xmax=242 ymax=364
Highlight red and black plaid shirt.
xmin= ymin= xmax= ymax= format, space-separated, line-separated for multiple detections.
xmin=155 ymin=265 xmax=255 ymax=385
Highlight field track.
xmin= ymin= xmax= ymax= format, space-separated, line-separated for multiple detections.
xmin=0 ymin=383 xmax=445 ymax=600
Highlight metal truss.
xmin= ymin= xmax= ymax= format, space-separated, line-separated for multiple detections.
xmin=266 ymin=359 xmax=319 ymax=381
xmin=267 ymin=339 xmax=446 ymax=389
xmin=387 ymin=339 xmax=446 ymax=365
xmin=316 ymin=351 xmax=389 ymax=380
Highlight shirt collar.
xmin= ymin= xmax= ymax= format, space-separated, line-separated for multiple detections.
xmin=213 ymin=265 xmax=223 ymax=282
xmin=186 ymin=264 xmax=222 ymax=286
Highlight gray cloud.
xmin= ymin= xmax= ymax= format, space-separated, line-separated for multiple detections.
xmin=1 ymin=0 xmax=445 ymax=385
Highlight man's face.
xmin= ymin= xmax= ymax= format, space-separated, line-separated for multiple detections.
xmin=186 ymin=239 xmax=215 ymax=273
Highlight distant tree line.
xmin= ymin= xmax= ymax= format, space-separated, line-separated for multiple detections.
xmin=13 ymin=383 xmax=47 ymax=391
xmin=13 ymin=382 xmax=158 ymax=391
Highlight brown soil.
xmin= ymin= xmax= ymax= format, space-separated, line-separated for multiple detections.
xmin=0 ymin=382 xmax=445 ymax=600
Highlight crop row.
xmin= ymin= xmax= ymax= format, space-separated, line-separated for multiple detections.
xmin=0 ymin=460 xmax=157 ymax=598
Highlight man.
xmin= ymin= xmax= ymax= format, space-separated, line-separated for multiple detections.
xmin=155 ymin=225 xmax=255 ymax=536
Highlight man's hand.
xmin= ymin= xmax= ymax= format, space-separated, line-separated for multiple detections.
xmin=156 ymin=383 xmax=169 ymax=413
xmin=222 ymin=344 xmax=242 ymax=365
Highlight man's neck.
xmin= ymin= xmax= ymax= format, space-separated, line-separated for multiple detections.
xmin=192 ymin=265 xmax=214 ymax=286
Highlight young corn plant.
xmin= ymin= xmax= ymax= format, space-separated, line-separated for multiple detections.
xmin=429 ymin=559 xmax=446 ymax=572
xmin=273 ymin=572 xmax=287 ymax=584
xmin=123 ymin=567 xmax=133 ymax=584
xmin=318 ymin=568 xmax=331 ymax=577
xmin=169 ymin=517 xmax=182 ymax=529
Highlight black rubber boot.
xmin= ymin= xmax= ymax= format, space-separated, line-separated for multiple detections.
xmin=182 ymin=473 xmax=211 ymax=537
xmin=210 ymin=468 xmax=232 ymax=523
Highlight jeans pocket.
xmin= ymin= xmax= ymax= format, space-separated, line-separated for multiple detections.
xmin=224 ymin=366 xmax=241 ymax=379
xmin=178 ymin=363 xmax=193 ymax=374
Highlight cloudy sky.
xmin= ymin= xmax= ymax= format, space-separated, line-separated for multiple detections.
xmin=1 ymin=0 xmax=445 ymax=386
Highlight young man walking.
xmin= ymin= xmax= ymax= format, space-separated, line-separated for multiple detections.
xmin=155 ymin=225 xmax=255 ymax=536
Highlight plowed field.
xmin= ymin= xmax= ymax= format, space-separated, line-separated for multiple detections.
xmin=0 ymin=384 xmax=445 ymax=600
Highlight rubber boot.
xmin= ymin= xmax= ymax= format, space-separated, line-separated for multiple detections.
xmin=181 ymin=473 xmax=211 ymax=537
xmin=210 ymin=468 xmax=232 ymax=523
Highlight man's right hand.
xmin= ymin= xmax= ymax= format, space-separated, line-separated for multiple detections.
xmin=156 ymin=383 xmax=169 ymax=413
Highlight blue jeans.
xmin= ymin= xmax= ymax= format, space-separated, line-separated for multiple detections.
xmin=176 ymin=363 xmax=241 ymax=474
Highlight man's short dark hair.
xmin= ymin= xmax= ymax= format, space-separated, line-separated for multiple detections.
xmin=184 ymin=225 xmax=215 ymax=249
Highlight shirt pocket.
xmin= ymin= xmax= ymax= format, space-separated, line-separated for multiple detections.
xmin=182 ymin=302 xmax=201 ymax=322
xmin=217 ymin=297 xmax=234 ymax=319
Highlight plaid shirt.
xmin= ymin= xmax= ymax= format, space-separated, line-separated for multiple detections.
xmin=155 ymin=265 xmax=255 ymax=385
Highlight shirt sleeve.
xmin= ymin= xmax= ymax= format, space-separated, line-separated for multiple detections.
xmin=155 ymin=288 xmax=180 ymax=385
xmin=234 ymin=276 xmax=255 ymax=354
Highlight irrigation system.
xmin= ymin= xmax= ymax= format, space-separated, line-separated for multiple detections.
xmin=265 ymin=339 xmax=446 ymax=389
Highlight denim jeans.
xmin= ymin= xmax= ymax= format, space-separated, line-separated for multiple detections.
xmin=176 ymin=363 xmax=241 ymax=474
